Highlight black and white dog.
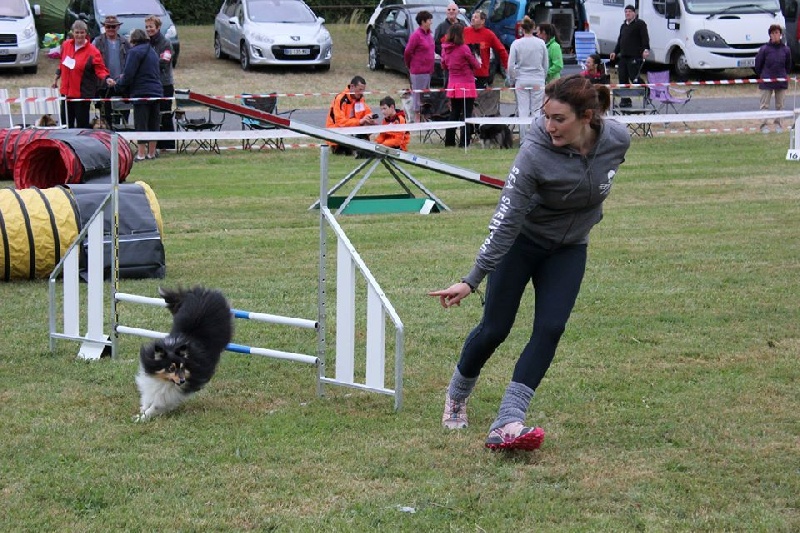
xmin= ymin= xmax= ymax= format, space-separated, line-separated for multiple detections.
xmin=134 ymin=286 xmax=233 ymax=421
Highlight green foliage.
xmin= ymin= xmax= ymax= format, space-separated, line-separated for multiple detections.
xmin=2 ymin=135 xmax=800 ymax=529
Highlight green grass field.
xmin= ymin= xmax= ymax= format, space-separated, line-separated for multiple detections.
xmin=1 ymin=133 xmax=799 ymax=531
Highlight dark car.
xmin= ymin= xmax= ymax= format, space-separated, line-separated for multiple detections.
xmin=64 ymin=0 xmax=180 ymax=66
xmin=368 ymin=4 xmax=468 ymax=86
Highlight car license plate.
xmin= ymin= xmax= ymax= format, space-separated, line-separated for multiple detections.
xmin=737 ymin=58 xmax=755 ymax=68
xmin=284 ymin=48 xmax=309 ymax=56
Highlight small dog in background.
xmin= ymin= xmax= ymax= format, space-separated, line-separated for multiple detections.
xmin=399 ymin=89 xmax=415 ymax=122
xmin=35 ymin=114 xmax=57 ymax=127
xmin=477 ymin=124 xmax=514 ymax=149
xmin=91 ymin=116 xmax=111 ymax=130
xmin=134 ymin=286 xmax=234 ymax=421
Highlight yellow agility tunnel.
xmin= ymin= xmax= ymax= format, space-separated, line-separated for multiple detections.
xmin=0 ymin=182 xmax=163 ymax=281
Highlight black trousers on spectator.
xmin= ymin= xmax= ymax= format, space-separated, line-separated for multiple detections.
xmin=157 ymin=84 xmax=175 ymax=150
xmin=445 ymin=96 xmax=474 ymax=148
xmin=61 ymin=99 xmax=91 ymax=129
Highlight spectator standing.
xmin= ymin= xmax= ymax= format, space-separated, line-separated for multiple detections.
xmin=116 ymin=29 xmax=164 ymax=161
xmin=374 ymin=96 xmax=410 ymax=151
xmin=325 ymin=75 xmax=377 ymax=155
xmin=434 ymin=3 xmax=460 ymax=57
xmin=538 ymin=23 xmax=563 ymax=84
xmin=145 ymin=15 xmax=175 ymax=152
xmin=429 ymin=75 xmax=631 ymax=451
xmin=53 ymin=20 xmax=112 ymax=128
xmin=609 ymin=5 xmax=650 ymax=86
xmin=93 ymin=15 xmax=130 ymax=128
xmin=464 ymin=10 xmax=508 ymax=90
xmin=441 ymin=23 xmax=479 ymax=148
xmin=507 ymin=16 xmax=548 ymax=140
xmin=404 ymin=10 xmax=435 ymax=123
xmin=755 ymin=24 xmax=791 ymax=133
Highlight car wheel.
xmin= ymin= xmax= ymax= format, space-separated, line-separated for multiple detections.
xmin=23 ymin=65 xmax=38 ymax=74
xmin=368 ymin=41 xmax=383 ymax=71
xmin=365 ymin=28 xmax=373 ymax=47
xmin=317 ymin=64 xmax=331 ymax=72
xmin=214 ymin=33 xmax=227 ymax=60
xmin=672 ymin=50 xmax=691 ymax=81
xmin=240 ymin=42 xmax=250 ymax=71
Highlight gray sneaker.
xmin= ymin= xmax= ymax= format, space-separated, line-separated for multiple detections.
xmin=485 ymin=421 xmax=545 ymax=451
xmin=442 ymin=393 xmax=468 ymax=429
xmin=761 ymin=125 xmax=770 ymax=134
xmin=775 ymin=124 xmax=784 ymax=134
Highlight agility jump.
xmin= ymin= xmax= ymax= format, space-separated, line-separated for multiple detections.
xmin=48 ymin=137 xmax=405 ymax=410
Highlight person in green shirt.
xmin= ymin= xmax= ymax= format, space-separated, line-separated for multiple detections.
xmin=537 ymin=23 xmax=563 ymax=83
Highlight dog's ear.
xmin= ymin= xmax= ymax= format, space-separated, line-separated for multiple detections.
xmin=141 ymin=343 xmax=167 ymax=361
xmin=176 ymin=344 xmax=190 ymax=359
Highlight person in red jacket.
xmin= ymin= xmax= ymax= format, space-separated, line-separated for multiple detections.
xmin=325 ymin=75 xmax=377 ymax=155
xmin=463 ymin=10 xmax=508 ymax=90
xmin=53 ymin=20 xmax=113 ymax=128
xmin=374 ymin=96 xmax=410 ymax=151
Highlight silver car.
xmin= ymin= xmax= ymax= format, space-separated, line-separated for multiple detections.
xmin=214 ymin=0 xmax=332 ymax=71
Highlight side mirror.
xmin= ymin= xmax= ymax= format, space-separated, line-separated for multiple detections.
xmin=665 ymin=0 xmax=680 ymax=19
xmin=33 ymin=4 xmax=41 ymax=17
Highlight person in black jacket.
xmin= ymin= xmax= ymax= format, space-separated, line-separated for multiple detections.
xmin=115 ymin=29 xmax=163 ymax=161
xmin=609 ymin=5 xmax=650 ymax=88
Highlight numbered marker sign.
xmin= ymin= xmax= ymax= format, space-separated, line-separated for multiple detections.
xmin=787 ymin=150 xmax=800 ymax=161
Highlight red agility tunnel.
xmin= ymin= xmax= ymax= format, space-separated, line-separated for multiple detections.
xmin=0 ymin=128 xmax=132 ymax=188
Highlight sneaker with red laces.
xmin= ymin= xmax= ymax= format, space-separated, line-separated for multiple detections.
xmin=442 ymin=393 xmax=468 ymax=429
xmin=484 ymin=421 xmax=545 ymax=451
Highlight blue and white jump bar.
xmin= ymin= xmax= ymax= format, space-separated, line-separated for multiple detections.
xmin=114 ymin=292 xmax=319 ymax=365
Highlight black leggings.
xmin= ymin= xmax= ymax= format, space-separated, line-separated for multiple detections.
xmin=445 ymin=96 xmax=474 ymax=147
xmin=61 ymin=99 xmax=91 ymax=129
xmin=457 ymin=234 xmax=587 ymax=390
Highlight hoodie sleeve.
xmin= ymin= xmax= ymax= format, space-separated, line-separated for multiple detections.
xmin=463 ymin=151 xmax=538 ymax=288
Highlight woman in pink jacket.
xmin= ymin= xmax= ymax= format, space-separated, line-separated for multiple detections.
xmin=441 ymin=23 xmax=479 ymax=148
xmin=403 ymin=10 xmax=435 ymax=123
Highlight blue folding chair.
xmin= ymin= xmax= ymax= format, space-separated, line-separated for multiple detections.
xmin=574 ymin=31 xmax=598 ymax=69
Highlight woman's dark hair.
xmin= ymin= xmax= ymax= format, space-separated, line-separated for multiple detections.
xmin=544 ymin=74 xmax=610 ymax=130
xmin=520 ymin=15 xmax=535 ymax=33
xmin=416 ymin=10 xmax=433 ymax=26
xmin=588 ymin=54 xmax=605 ymax=74
xmin=538 ymin=23 xmax=558 ymax=43
xmin=446 ymin=22 xmax=465 ymax=45
xmin=129 ymin=29 xmax=149 ymax=46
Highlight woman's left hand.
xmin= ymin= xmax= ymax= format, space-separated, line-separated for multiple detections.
xmin=428 ymin=282 xmax=472 ymax=308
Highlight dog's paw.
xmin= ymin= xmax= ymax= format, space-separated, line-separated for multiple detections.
xmin=133 ymin=411 xmax=153 ymax=423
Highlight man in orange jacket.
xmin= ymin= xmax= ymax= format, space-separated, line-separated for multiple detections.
xmin=374 ymin=96 xmax=410 ymax=151
xmin=326 ymin=75 xmax=377 ymax=155
xmin=464 ymin=11 xmax=508 ymax=90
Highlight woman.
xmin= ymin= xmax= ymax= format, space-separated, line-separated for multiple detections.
xmin=507 ymin=16 xmax=548 ymax=141
xmin=754 ymin=24 xmax=792 ymax=134
xmin=116 ymin=29 xmax=163 ymax=161
xmin=145 ymin=15 xmax=176 ymax=152
xmin=403 ymin=10 xmax=435 ymax=123
xmin=53 ymin=20 xmax=112 ymax=128
xmin=441 ymin=23 xmax=479 ymax=148
xmin=430 ymin=75 xmax=631 ymax=451
xmin=538 ymin=23 xmax=563 ymax=84
xmin=581 ymin=54 xmax=609 ymax=85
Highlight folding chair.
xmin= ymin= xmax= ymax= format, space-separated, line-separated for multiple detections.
xmin=240 ymin=93 xmax=296 ymax=150
xmin=646 ymin=70 xmax=693 ymax=115
xmin=175 ymin=107 xmax=226 ymax=154
xmin=0 ymin=89 xmax=13 ymax=128
xmin=574 ymin=31 xmax=598 ymax=69
xmin=418 ymin=91 xmax=451 ymax=144
xmin=612 ymin=87 xmax=657 ymax=137
xmin=19 ymin=87 xmax=64 ymax=128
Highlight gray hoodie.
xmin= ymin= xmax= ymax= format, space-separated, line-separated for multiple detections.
xmin=463 ymin=115 xmax=630 ymax=289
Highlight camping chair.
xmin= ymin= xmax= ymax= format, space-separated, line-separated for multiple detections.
xmin=240 ymin=93 xmax=297 ymax=150
xmin=646 ymin=70 xmax=694 ymax=115
xmin=419 ymin=90 xmax=451 ymax=144
xmin=175 ymin=106 xmax=226 ymax=154
xmin=612 ymin=87 xmax=657 ymax=137
xmin=19 ymin=87 xmax=64 ymax=128
xmin=574 ymin=31 xmax=598 ymax=69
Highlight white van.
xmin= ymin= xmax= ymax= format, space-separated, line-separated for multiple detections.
xmin=586 ymin=0 xmax=785 ymax=79
xmin=0 ymin=0 xmax=40 ymax=74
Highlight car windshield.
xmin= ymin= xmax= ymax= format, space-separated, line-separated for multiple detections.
xmin=97 ymin=0 xmax=167 ymax=17
xmin=246 ymin=0 xmax=317 ymax=23
xmin=682 ymin=0 xmax=780 ymax=14
xmin=0 ymin=0 xmax=29 ymax=18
